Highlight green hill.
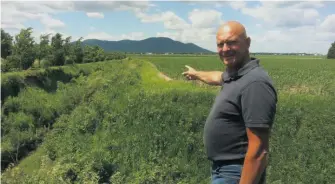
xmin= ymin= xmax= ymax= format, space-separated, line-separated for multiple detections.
xmin=81 ymin=37 xmax=215 ymax=54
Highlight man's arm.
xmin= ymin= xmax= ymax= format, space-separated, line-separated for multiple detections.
xmin=182 ymin=65 xmax=223 ymax=86
xmin=239 ymin=81 xmax=277 ymax=184
xmin=239 ymin=128 xmax=269 ymax=184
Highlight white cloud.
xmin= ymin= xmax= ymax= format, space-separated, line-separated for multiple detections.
xmin=225 ymin=1 xmax=333 ymax=54
xmin=84 ymin=32 xmax=146 ymax=41
xmin=85 ymin=32 xmax=115 ymax=40
xmin=134 ymin=8 xmax=220 ymax=52
xmin=135 ymin=7 xmax=224 ymax=41
xmin=234 ymin=1 xmax=323 ymax=28
xmin=321 ymin=14 xmax=335 ymax=32
xmin=260 ymin=1 xmax=324 ymax=9
xmin=120 ymin=32 xmax=145 ymax=40
xmin=1 ymin=2 xmax=66 ymax=30
xmin=86 ymin=12 xmax=104 ymax=18
xmin=214 ymin=2 xmax=226 ymax=8
xmin=40 ymin=14 xmax=66 ymax=28
xmin=229 ymin=1 xmax=247 ymax=10
xmin=249 ymin=24 xmax=335 ymax=54
xmin=156 ymin=27 xmax=217 ymax=52
xmin=1 ymin=1 xmax=153 ymax=31
xmin=136 ymin=7 xmax=225 ymax=52
xmin=75 ymin=1 xmax=153 ymax=12
xmin=183 ymin=1 xmax=228 ymax=8
xmin=156 ymin=32 xmax=179 ymax=41
xmin=188 ymin=9 xmax=223 ymax=28
xmin=157 ymin=28 xmax=216 ymax=43
xmin=1 ymin=22 xmax=25 ymax=30
xmin=135 ymin=11 xmax=190 ymax=30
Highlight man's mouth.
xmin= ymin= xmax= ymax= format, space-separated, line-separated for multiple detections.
xmin=221 ymin=51 xmax=236 ymax=59
xmin=223 ymin=54 xmax=235 ymax=59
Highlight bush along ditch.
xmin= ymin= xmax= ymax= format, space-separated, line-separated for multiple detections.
xmin=1 ymin=60 xmax=127 ymax=172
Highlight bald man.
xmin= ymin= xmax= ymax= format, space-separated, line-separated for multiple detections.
xmin=182 ymin=21 xmax=277 ymax=184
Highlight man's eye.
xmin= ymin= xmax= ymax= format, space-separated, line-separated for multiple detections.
xmin=217 ymin=41 xmax=237 ymax=48
xmin=227 ymin=41 xmax=237 ymax=45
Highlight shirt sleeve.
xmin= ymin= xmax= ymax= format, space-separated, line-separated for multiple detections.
xmin=241 ymin=81 xmax=277 ymax=128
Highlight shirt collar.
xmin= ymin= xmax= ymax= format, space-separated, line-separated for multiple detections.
xmin=223 ymin=57 xmax=260 ymax=82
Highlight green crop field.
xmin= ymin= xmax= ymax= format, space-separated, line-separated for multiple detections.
xmin=135 ymin=55 xmax=335 ymax=96
xmin=1 ymin=55 xmax=335 ymax=184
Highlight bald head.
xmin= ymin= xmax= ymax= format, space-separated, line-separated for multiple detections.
xmin=216 ymin=21 xmax=251 ymax=68
xmin=217 ymin=21 xmax=247 ymax=39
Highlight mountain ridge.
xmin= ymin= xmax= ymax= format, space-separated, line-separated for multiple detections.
xmin=80 ymin=37 xmax=215 ymax=53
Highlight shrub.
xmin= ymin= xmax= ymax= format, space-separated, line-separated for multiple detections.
xmin=32 ymin=59 xmax=40 ymax=68
xmin=4 ymin=55 xmax=21 ymax=70
xmin=40 ymin=59 xmax=52 ymax=69
xmin=64 ymin=56 xmax=74 ymax=65
xmin=51 ymin=49 xmax=65 ymax=66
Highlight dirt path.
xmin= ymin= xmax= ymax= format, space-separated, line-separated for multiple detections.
xmin=158 ymin=72 xmax=173 ymax=81
xmin=146 ymin=61 xmax=173 ymax=81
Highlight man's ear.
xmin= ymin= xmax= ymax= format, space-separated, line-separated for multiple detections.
xmin=246 ymin=37 xmax=251 ymax=48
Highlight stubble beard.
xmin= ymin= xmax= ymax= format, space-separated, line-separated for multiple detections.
xmin=223 ymin=56 xmax=237 ymax=70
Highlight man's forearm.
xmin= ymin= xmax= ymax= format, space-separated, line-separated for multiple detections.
xmin=239 ymin=150 xmax=268 ymax=184
xmin=194 ymin=71 xmax=223 ymax=85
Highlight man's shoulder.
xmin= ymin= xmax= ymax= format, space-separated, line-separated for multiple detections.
xmin=240 ymin=66 xmax=276 ymax=93
xmin=246 ymin=66 xmax=273 ymax=83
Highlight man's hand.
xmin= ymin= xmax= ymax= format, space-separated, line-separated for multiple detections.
xmin=182 ymin=65 xmax=198 ymax=80
xmin=181 ymin=65 xmax=223 ymax=86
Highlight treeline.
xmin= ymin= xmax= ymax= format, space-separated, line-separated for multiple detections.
xmin=135 ymin=52 xmax=216 ymax=55
xmin=1 ymin=28 xmax=126 ymax=72
xmin=251 ymin=53 xmax=323 ymax=56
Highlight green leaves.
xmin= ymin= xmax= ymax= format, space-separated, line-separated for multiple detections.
xmin=1 ymin=29 xmax=127 ymax=73
xmin=1 ymin=29 xmax=13 ymax=59
xmin=327 ymin=41 xmax=335 ymax=59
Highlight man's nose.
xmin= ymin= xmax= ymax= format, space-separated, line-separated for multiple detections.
xmin=218 ymin=43 xmax=230 ymax=52
xmin=222 ymin=43 xmax=230 ymax=51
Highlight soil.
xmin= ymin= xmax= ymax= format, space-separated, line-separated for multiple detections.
xmin=158 ymin=72 xmax=173 ymax=81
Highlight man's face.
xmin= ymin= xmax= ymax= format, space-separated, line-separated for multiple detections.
xmin=216 ymin=27 xmax=250 ymax=68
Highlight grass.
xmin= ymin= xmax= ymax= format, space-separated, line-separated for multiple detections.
xmin=134 ymin=55 xmax=335 ymax=96
xmin=1 ymin=55 xmax=335 ymax=184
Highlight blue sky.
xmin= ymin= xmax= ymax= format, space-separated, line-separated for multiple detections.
xmin=2 ymin=1 xmax=335 ymax=54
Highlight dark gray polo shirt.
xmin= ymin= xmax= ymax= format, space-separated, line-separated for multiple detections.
xmin=203 ymin=57 xmax=277 ymax=161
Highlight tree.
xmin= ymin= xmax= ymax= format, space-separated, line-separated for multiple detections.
xmin=1 ymin=29 xmax=13 ymax=59
xmin=51 ymin=33 xmax=65 ymax=66
xmin=63 ymin=36 xmax=75 ymax=65
xmin=83 ymin=45 xmax=94 ymax=63
xmin=10 ymin=27 xmax=36 ymax=70
xmin=73 ymin=37 xmax=84 ymax=63
xmin=38 ymin=34 xmax=52 ymax=66
xmin=39 ymin=34 xmax=51 ymax=59
xmin=327 ymin=41 xmax=335 ymax=59
xmin=63 ymin=36 xmax=72 ymax=56
xmin=51 ymin=33 xmax=64 ymax=50
xmin=92 ymin=45 xmax=105 ymax=62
